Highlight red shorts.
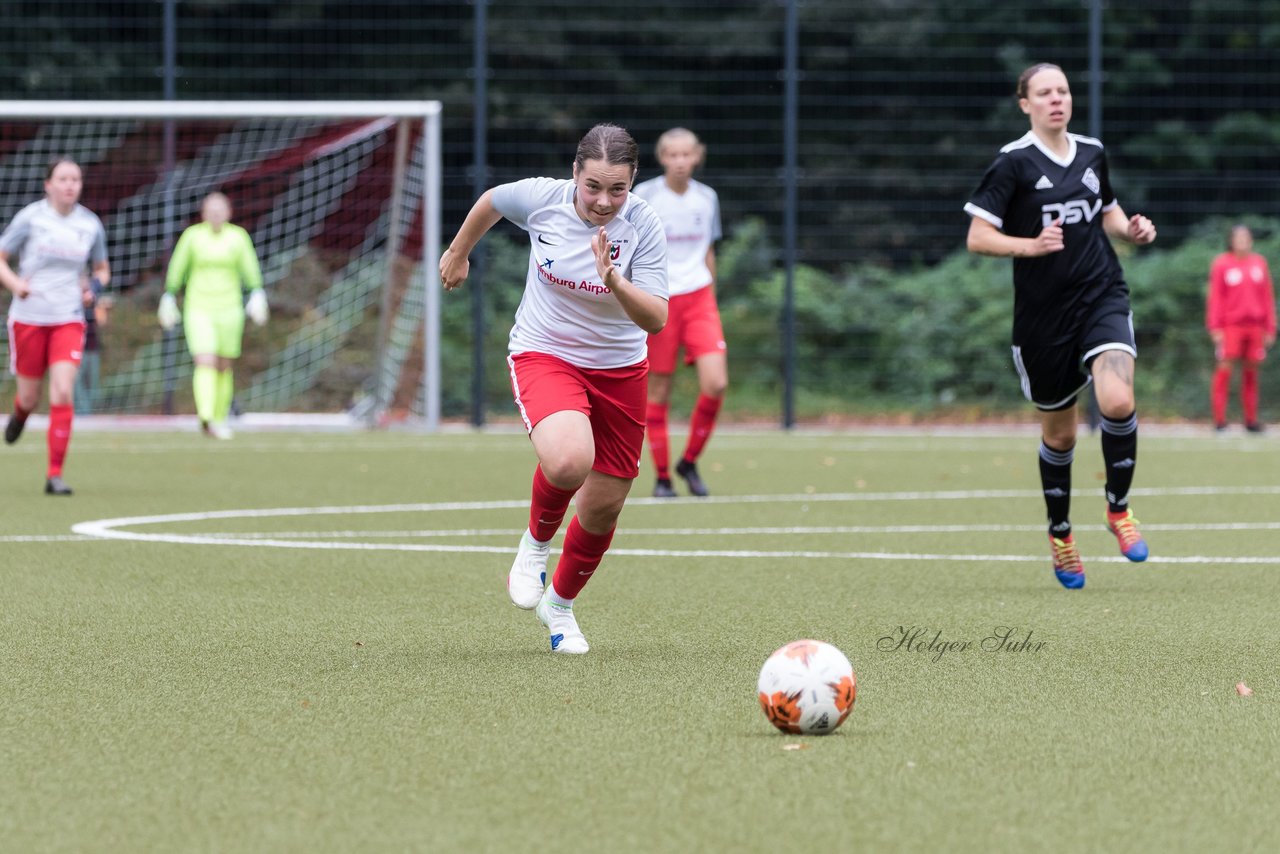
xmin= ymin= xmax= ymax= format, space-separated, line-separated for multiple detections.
xmin=1216 ymin=325 xmax=1268 ymax=363
xmin=8 ymin=320 xmax=86 ymax=377
xmin=507 ymin=351 xmax=649 ymax=479
xmin=647 ymin=284 xmax=726 ymax=374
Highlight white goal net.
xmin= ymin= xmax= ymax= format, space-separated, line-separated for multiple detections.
xmin=0 ymin=101 xmax=442 ymax=428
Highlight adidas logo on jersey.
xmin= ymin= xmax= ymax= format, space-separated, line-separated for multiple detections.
xmin=1034 ymin=175 xmax=1054 ymax=190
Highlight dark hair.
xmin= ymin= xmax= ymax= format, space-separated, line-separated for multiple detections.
xmin=1228 ymin=223 xmax=1252 ymax=249
xmin=45 ymin=157 xmax=80 ymax=181
xmin=574 ymin=124 xmax=639 ymax=175
xmin=1016 ymin=63 xmax=1065 ymax=99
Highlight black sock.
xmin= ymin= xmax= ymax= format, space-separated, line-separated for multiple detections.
xmin=1100 ymin=411 xmax=1138 ymax=514
xmin=1038 ymin=440 xmax=1074 ymax=537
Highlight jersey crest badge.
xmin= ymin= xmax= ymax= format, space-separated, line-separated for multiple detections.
xmin=1034 ymin=175 xmax=1054 ymax=190
xmin=609 ymin=240 xmax=623 ymax=261
xmin=1081 ymin=168 xmax=1101 ymax=195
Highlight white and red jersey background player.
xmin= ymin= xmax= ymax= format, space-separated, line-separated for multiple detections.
xmin=1207 ymin=225 xmax=1276 ymax=429
xmin=439 ymin=124 xmax=668 ymax=654
xmin=630 ymin=128 xmax=728 ymax=497
xmin=0 ymin=158 xmax=110 ymax=493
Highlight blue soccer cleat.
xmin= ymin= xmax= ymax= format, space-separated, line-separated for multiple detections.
xmin=1049 ymin=535 xmax=1086 ymax=589
xmin=1106 ymin=509 xmax=1148 ymax=562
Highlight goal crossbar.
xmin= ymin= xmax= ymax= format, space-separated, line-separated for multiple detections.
xmin=0 ymin=101 xmax=441 ymax=120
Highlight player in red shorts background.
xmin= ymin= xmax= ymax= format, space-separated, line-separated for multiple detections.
xmin=632 ymin=128 xmax=726 ymax=497
xmin=439 ymin=124 xmax=668 ymax=655
xmin=1207 ymin=224 xmax=1276 ymax=432
xmin=1 ymin=157 xmax=111 ymax=495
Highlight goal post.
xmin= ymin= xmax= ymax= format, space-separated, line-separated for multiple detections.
xmin=0 ymin=100 xmax=443 ymax=430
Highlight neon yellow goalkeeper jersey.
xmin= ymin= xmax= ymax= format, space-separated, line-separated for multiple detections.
xmin=165 ymin=222 xmax=263 ymax=313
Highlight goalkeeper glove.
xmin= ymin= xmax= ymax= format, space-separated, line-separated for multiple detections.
xmin=158 ymin=292 xmax=181 ymax=331
xmin=246 ymin=288 xmax=269 ymax=327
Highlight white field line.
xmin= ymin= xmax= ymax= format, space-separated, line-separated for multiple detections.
xmin=196 ymin=521 xmax=1280 ymax=540
xmin=62 ymin=487 xmax=1280 ymax=564
xmin=67 ymin=483 xmax=1280 ymax=537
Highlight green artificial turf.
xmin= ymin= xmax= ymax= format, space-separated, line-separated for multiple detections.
xmin=2 ymin=428 xmax=1278 ymax=852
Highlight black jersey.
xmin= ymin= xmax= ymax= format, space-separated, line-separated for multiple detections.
xmin=966 ymin=131 xmax=1127 ymax=345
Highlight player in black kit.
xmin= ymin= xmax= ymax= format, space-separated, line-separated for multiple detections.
xmin=965 ymin=63 xmax=1157 ymax=590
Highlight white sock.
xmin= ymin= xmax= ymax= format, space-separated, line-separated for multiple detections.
xmin=547 ymin=583 xmax=574 ymax=610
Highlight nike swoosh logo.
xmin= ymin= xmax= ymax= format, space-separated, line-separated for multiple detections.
xmin=537 ymin=234 xmax=559 ymax=246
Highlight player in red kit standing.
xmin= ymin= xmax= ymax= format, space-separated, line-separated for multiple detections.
xmin=1207 ymin=224 xmax=1275 ymax=432
xmin=440 ymin=124 xmax=668 ymax=654
xmin=1 ymin=158 xmax=111 ymax=495
xmin=632 ymin=128 xmax=726 ymax=497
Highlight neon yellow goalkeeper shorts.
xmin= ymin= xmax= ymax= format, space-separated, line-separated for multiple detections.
xmin=184 ymin=306 xmax=246 ymax=359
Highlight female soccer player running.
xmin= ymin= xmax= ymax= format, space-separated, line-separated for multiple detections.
xmin=440 ymin=124 xmax=668 ymax=654
xmin=1 ymin=158 xmax=110 ymax=495
xmin=1207 ymin=224 xmax=1275 ymax=432
xmin=632 ymin=128 xmax=726 ymax=497
xmin=965 ymin=63 xmax=1157 ymax=589
xmin=159 ymin=193 xmax=267 ymax=439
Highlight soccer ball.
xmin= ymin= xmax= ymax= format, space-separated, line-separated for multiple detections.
xmin=757 ymin=639 xmax=857 ymax=735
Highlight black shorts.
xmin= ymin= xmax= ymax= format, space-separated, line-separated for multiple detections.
xmin=1011 ymin=296 xmax=1136 ymax=411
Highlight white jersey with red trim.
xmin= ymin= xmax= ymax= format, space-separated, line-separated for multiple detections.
xmin=0 ymin=200 xmax=108 ymax=325
xmin=492 ymin=177 xmax=668 ymax=369
xmin=631 ymin=177 xmax=721 ymax=297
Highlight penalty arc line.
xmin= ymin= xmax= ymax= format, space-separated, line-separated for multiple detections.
xmin=196 ymin=520 xmax=1280 ymax=540
xmin=42 ymin=527 xmax=1280 ymax=565
xmin=33 ymin=519 xmax=1280 ymax=546
xmin=64 ymin=487 xmax=1280 ymax=565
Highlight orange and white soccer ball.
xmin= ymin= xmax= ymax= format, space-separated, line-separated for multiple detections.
xmin=757 ymin=639 xmax=857 ymax=735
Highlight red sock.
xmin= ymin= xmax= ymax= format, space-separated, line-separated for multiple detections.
xmin=646 ymin=401 xmax=670 ymax=479
xmin=682 ymin=393 xmax=723 ymax=464
xmin=1211 ymin=367 xmax=1230 ymax=425
xmin=551 ymin=516 xmax=615 ymax=600
xmin=1242 ymin=367 xmax=1260 ymax=424
xmin=529 ymin=465 xmax=576 ymax=543
xmin=47 ymin=404 xmax=73 ymax=478
xmin=12 ymin=399 xmax=31 ymax=421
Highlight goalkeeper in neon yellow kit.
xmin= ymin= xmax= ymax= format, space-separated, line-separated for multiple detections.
xmin=159 ymin=193 xmax=267 ymax=439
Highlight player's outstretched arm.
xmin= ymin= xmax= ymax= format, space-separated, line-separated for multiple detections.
xmin=966 ymin=216 xmax=1062 ymax=258
xmin=440 ymin=189 xmax=504 ymax=291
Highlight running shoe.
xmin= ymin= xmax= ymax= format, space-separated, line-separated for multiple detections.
xmin=675 ymin=458 xmax=709 ymax=497
xmin=1106 ymin=509 xmax=1148 ymax=562
xmin=536 ymin=588 xmax=588 ymax=654
xmin=5 ymin=412 xmax=28 ymax=445
xmin=508 ymin=530 xmax=550 ymax=609
xmin=1049 ymin=534 xmax=1086 ymax=589
xmin=653 ymin=478 xmax=677 ymax=498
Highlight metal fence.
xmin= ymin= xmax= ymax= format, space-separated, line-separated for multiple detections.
xmin=2 ymin=1 xmax=1278 ymax=423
